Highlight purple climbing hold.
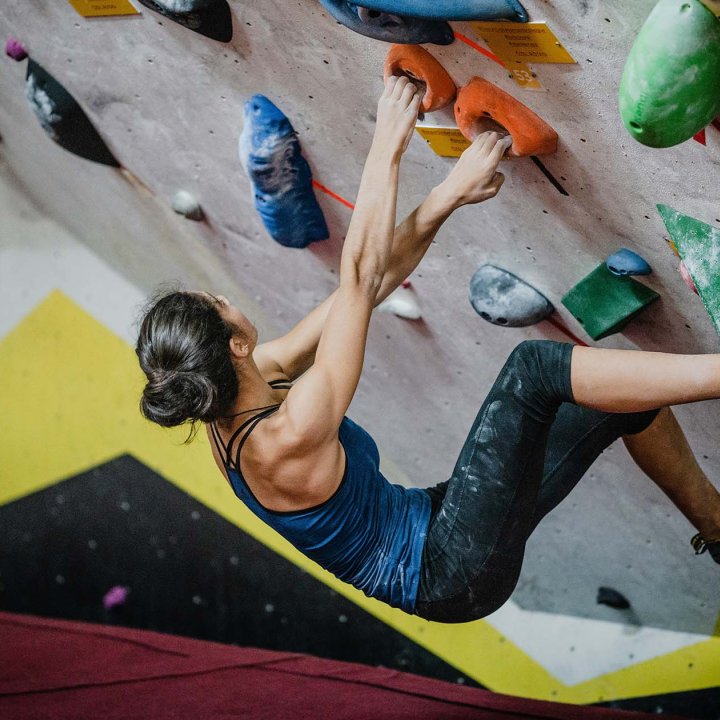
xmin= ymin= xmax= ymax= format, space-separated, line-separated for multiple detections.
xmin=5 ymin=37 xmax=28 ymax=61
xmin=605 ymin=248 xmax=652 ymax=276
xmin=103 ymin=585 xmax=130 ymax=610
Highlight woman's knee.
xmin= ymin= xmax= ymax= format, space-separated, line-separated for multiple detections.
xmin=502 ymin=340 xmax=574 ymax=405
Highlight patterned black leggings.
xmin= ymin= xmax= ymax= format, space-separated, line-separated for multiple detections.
xmin=414 ymin=340 xmax=659 ymax=623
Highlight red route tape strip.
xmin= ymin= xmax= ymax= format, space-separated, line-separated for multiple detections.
xmin=312 ymin=179 xmax=355 ymax=209
xmin=453 ymin=31 xmax=506 ymax=68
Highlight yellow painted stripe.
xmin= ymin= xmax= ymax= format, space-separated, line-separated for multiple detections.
xmin=2 ymin=289 xmax=718 ymax=703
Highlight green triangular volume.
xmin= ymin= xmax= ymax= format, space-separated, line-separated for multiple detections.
xmin=657 ymin=204 xmax=720 ymax=335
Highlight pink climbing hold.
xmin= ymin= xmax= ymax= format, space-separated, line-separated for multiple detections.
xmin=103 ymin=585 xmax=130 ymax=610
xmin=678 ymin=260 xmax=699 ymax=296
xmin=5 ymin=37 xmax=28 ymax=61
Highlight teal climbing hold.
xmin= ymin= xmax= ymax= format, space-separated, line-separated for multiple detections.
xmin=657 ymin=204 xmax=720 ymax=334
xmin=469 ymin=265 xmax=554 ymax=327
xmin=561 ymin=264 xmax=660 ymax=340
xmin=355 ymin=0 xmax=528 ymax=21
xmin=619 ymin=0 xmax=720 ymax=148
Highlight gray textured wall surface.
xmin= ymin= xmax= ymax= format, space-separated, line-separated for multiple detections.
xmin=1 ymin=0 xmax=718 ymax=635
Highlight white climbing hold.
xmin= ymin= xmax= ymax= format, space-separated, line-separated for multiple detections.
xmin=378 ymin=284 xmax=421 ymax=320
xmin=172 ymin=190 xmax=204 ymax=221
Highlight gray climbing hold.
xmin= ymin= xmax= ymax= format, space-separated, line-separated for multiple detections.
xmin=469 ymin=264 xmax=554 ymax=327
xmin=172 ymin=190 xmax=204 ymax=221
xmin=606 ymin=248 xmax=652 ymax=276
xmin=596 ymin=586 xmax=631 ymax=610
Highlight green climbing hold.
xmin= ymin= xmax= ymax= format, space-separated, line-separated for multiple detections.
xmin=657 ymin=204 xmax=720 ymax=334
xmin=561 ymin=264 xmax=660 ymax=340
xmin=619 ymin=0 xmax=720 ymax=148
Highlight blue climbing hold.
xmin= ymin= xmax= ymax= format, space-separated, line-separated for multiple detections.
xmin=605 ymin=248 xmax=652 ymax=277
xmin=239 ymin=95 xmax=329 ymax=249
xmin=135 ymin=0 xmax=233 ymax=42
xmin=24 ymin=60 xmax=119 ymax=167
xmin=319 ymin=1 xmax=454 ymax=45
xmin=469 ymin=264 xmax=554 ymax=327
xmin=356 ymin=0 xmax=528 ymax=21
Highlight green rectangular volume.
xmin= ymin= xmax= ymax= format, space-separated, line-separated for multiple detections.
xmin=561 ymin=264 xmax=660 ymax=340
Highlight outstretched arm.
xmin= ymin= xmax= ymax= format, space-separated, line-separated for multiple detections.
xmin=280 ymin=77 xmax=420 ymax=437
xmin=255 ymin=131 xmax=511 ymax=380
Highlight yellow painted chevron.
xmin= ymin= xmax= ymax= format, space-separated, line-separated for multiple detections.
xmin=2 ymin=289 xmax=719 ymax=704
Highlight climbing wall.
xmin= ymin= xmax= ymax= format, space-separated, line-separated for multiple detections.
xmin=1 ymin=0 xmax=719 ymax=714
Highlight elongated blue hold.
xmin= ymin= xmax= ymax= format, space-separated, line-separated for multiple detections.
xmin=239 ymin=95 xmax=329 ymax=249
xmin=25 ymin=60 xmax=119 ymax=167
xmin=319 ymin=1 xmax=454 ymax=45
xmin=469 ymin=265 xmax=554 ymax=327
xmin=606 ymin=248 xmax=652 ymax=276
xmin=356 ymin=0 xmax=528 ymax=21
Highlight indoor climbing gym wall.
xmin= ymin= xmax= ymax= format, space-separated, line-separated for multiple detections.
xmin=1 ymin=0 xmax=720 ymax=717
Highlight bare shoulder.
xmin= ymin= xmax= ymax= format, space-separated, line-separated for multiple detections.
xmin=243 ymin=408 xmax=346 ymax=511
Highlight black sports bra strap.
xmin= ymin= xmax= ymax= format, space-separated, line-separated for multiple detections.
xmin=232 ymin=406 xmax=280 ymax=472
xmin=209 ymin=421 xmax=230 ymax=467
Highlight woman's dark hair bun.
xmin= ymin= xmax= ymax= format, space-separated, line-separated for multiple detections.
xmin=141 ymin=368 xmax=217 ymax=428
xmin=135 ymin=290 xmax=240 ymax=432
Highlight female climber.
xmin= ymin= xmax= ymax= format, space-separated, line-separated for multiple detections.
xmin=136 ymin=76 xmax=720 ymax=623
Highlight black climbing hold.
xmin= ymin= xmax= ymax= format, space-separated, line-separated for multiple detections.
xmin=25 ymin=60 xmax=120 ymax=167
xmin=596 ymin=586 xmax=631 ymax=610
xmin=136 ymin=0 xmax=233 ymax=43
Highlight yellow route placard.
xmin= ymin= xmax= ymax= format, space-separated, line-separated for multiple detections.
xmin=67 ymin=0 xmax=140 ymax=17
xmin=472 ymin=21 xmax=576 ymax=64
xmin=415 ymin=126 xmax=470 ymax=158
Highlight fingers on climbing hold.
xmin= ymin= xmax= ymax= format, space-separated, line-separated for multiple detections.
xmin=384 ymin=45 xmax=456 ymax=113
xmin=469 ymin=264 xmax=554 ymax=327
xmin=355 ymin=0 xmax=529 ymax=22
xmin=454 ymin=77 xmax=558 ymax=157
xmin=24 ymin=60 xmax=120 ymax=167
xmin=606 ymin=248 xmax=652 ymax=276
xmin=172 ymin=190 xmax=204 ymax=221
xmin=5 ymin=37 xmax=28 ymax=62
xmin=239 ymin=94 xmax=329 ymax=249
xmin=318 ymin=0 xmax=454 ymax=45
xmin=136 ymin=0 xmax=233 ymax=43
xmin=619 ymin=0 xmax=720 ymax=147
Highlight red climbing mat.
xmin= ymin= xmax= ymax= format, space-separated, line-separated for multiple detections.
xmin=0 ymin=612 xmax=687 ymax=720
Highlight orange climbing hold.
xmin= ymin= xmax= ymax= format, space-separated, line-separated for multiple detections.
xmin=383 ymin=44 xmax=456 ymax=114
xmin=454 ymin=77 xmax=558 ymax=157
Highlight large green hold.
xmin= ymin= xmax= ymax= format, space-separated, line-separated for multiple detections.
xmin=561 ymin=264 xmax=660 ymax=341
xmin=619 ymin=0 xmax=720 ymax=148
xmin=658 ymin=204 xmax=720 ymax=334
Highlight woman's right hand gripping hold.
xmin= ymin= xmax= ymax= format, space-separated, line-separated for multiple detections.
xmin=274 ymin=77 xmax=421 ymax=496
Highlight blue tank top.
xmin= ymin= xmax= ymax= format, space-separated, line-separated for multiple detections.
xmin=210 ymin=389 xmax=431 ymax=613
